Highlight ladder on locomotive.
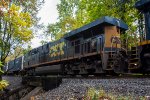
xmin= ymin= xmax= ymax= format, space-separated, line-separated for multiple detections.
xmin=128 ymin=46 xmax=139 ymax=69
xmin=128 ymin=15 xmax=144 ymax=70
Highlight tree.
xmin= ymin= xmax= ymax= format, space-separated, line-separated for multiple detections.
xmin=5 ymin=45 xmax=32 ymax=62
xmin=46 ymin=0 xmax=140 ymax=45
xmin=0 ymin=2 xmax=33 ymax=63
xmin=8 ymin=0 xmax=45 ymax=26
xmin=46 ymin=0 xmax=80 ymax=40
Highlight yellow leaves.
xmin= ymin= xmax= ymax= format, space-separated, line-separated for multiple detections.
xmin=0 ymin=61 xmax=3 ymax=67
xmin=0 ymin=61 xmax=4 ymax=74
xmin=13 ymin=28 xmax=33 ymax=42
xmin=87 ymin=88 xmax=96 ymax=98
xmin=0 ymin=0 xmax=9 ymax=9
xmin=10 ymin=4 xmax=20 ymax=11
xmin=3 ymin=4 xmax=33 ymax=42
xmin=0 ymin=80 xmax=9 ymax=91
xmin=0 ymin=61 xmax=9 ymax=91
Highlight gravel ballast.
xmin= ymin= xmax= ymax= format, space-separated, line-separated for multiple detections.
xmin=34 ymin=78 xmax=150 ymax=100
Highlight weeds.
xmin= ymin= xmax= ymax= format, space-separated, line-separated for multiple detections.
xmin=84 ymin=87 xmax=148 ymax=100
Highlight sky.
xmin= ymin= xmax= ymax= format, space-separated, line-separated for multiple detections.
xmin=31 ymin=0 xmax=60 ymax=48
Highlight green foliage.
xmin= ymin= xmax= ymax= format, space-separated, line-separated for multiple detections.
xmin=0 ymin=80 xmax=9 ymax=91
xmin=46 ymin=0 xmax=140 ymax=42
xmin=0 ymin=61 xmax=9 ymax=91
xmin=0 ymin=1 xmax=35 ymax=62
xmin=0 ymin=61 xmax=4 ymax=74
xmin=5 ymin=45 xmax=32 ymax=62
xmin=4 ymin=4 xmax=33 ymax=41
xmin=9 ymin=0 xmax=45 ymax=26
xmin=85 ymin=87 xmax=147 ymax=100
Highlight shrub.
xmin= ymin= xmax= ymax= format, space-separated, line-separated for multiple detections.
xmin=0 ymin=61 xmax=9 ymax=91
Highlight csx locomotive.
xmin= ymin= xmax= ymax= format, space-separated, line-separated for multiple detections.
xmin=3 ymin=0 xmax=150 ymax=76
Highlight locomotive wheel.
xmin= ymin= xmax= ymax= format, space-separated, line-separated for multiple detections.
xmin=63 ymin=64 xmax=74 ymax=75
xmin=113 ymin=50 xmax=128 ymax=74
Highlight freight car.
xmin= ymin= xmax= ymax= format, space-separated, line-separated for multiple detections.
xmin=3 ymin=0 xmax=150 ymax=76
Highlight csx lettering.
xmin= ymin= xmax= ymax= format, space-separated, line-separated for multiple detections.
xmin=49 ymin=42 xmax=65 ymax=57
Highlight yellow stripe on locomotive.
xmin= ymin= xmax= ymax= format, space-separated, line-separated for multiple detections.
xmin=138 ymin=40 xmax=150 ymax=46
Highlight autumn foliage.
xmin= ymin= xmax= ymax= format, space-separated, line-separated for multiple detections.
xmin=0 ymin=0 xmax=33 ymax=62
xmin=0 ymin=62 xmax=8 ymax=91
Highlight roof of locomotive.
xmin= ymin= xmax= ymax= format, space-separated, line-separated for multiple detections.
xmin=64 ymin=16 xmax=128 ymax=39
xmin=135 ymin=0 xmax=150 ymax=12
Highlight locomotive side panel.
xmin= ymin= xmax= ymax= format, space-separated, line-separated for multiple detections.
xmin=39 ymin=45 xmax=45 ymax=63
xmin=28 ymin=48 xmax=38 ymax=67
xmin=14 ymin=57 xmax=22 ymax=71
xmin=8 ymin=60 xmax=15 ymax=72
xmin=42 ymin=43 xmax=49 ymax=62
xmin=49 ymin=38 xmax=66 ymax=62
xmin=49 ymin=40 xmax=61 ymax=61
xmin=60 ymin=39 xmax=67 ymax=60
xmin=2 ymin=63 xmax=8 ymax=73
xmin=23 ymin=52 xmax=30 ymax=68
xmin=7 ymin=57 xmax=22 ymax=73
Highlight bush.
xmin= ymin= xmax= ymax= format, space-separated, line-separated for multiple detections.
xmin=84 ymin=87 xmax=147 ymax=100
xmin=0 ymin=61 xmax=9 ymax=91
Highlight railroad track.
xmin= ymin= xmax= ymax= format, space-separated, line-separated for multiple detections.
xmin=62 ymin=74 xmax=150 ymax=79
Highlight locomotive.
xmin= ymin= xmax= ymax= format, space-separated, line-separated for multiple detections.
xmin=3 ymin=0 xmax=150 ymax=76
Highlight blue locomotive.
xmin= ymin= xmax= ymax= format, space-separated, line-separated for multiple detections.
xmin=3 ymin=0 xmax=150 ymax=76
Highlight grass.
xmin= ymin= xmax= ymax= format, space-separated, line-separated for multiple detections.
xmin=83 ymin=88 xmax=148 ymax=100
